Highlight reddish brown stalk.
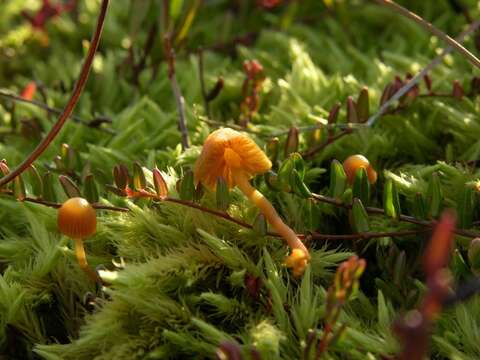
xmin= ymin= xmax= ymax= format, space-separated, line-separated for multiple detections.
xmin=0 ymin=189 xmax=127 ymax=212
xmin=308 ymin=228 xmax=428 ymax=241
xmin=374 ymin=0 xmax=480 ymax=69
xmin=0 ymin=90 xmax=114 ymax=134
xmin=302 ymin=129 xmax=352 ymax=159
xmin=393 ymin=212 xmax=456 ymax=360
xmin=0 ymin=0 xmax=109 ymax=188
xmin=311 ymin=193 xmax=480 ymax=239
xmin=164 ymin=36 xmax=190 ymax=150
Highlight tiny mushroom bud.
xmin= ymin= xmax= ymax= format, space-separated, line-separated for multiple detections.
xmin=57 ymin=197 xmax=99 ymax=282
xmin=194 ymin=128 xmax=310 ymax=276
xmin=343 ymin=154 xmax=377 ymax=185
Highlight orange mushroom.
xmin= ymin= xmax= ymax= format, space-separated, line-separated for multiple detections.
xmin=194 ymin=128 xmax=310 ymax=276
xmin=58 ymin=197 xmax=99 ymax=282
xmin=343 ymin=154 xmax=377 ymax=185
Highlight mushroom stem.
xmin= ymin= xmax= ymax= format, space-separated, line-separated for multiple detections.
xmin=74 ymin=238 xmax=99 ymax=283
xmin=232 ymin=170 xmax=310 ymax=257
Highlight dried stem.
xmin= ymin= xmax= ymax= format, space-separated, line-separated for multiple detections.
xmin=0 ymin=0 xmax=109 ymax=188
xmin=374 ymin=0 xmax=480 ymax=69
xmin=0 ymin=90 xmax=114 ymax=134
xmin=163 ymin=196 xmax=276 ymax=235
xmin=0 ymin=189 xmax=128 ymax=212
xmin=197 ymin=49 xmax=210 ymax=117
xmin=367 ymin=19 xmax=480 ymax=127
xmin=308 ymin=228 xmax=428 ymax=241
xmin=132 ymin=22 xmax=158 ymax=85
xmin=165 ymin=38 xmax=190 ymax=151
xmin=302 ymin=129 xmax=352 ymax=159
xmin=311 ymin=193 xmax=480 ymax=238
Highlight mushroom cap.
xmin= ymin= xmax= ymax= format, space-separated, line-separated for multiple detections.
xmin=194 ymin=128 xmax=272 ymax=189
xmin=343 ymin=154 xmax=377 ymax=185
xmin=57 ymin=197 xmax=97 ymax=239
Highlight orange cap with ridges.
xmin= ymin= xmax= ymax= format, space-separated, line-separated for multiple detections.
xmin=194 ymin=128 xmax=272 ymax=189
xmin=57 ymin=197 xmax=97 ymax=239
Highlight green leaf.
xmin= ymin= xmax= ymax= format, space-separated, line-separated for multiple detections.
xmin=357 ymin=87 xmax=369 ymax=122
xmin=13 ymin=175 xmax=26 ymax=201
xmin=62 ymin=144 xmax=78 ymax=171
xmin=27 ymin=165 xmax=43 ymax=197
xmin=266 ymin=137 xmax=279 ymax=165
xmin=59 ymin=175 xmax=81 ymax=198
xmin=113 ymin=164 xmax=129 ymax=190
xmin=152 ymin=167 xmax=168 ymax=199
xmin=352 ymin=168 xmax=370 ymax=205
xmin=179 ymin=169 xmax=195 ymax=201
xmin=133 ymin=162 xmax=147 ymax=191
xmin=352 ymin=198 xmax=369 ymax=233
xmin=174 ymin=0 xmax=201 ymax=45
xmin=42 ymin=172 xmax=56 ymax=202
xmin=216 ymin=177 xmax=230 ymax=211
xmin=291 ymin=169 xmax=311 ymax=198
xmin=83 ymin=174 xmax=99 ymax=204
xmin=412 ymin=192 xmax=427 ymax=219
xmin=457 ymin=186 xmax=475 ymax=229
xmin=277 ymin=153 xmax=305 ymax=191
xmin=264 ymin=171 xmax=281 ymax=191
xmin=451 ymin=249 xmax=469 ymax=279
xmin=427 ymin=172 xmax=443 ymax=218
xmin=253 ymin=214 xmax=268 ymax=236
xmin=284 ymin=127 xmax=299 ymax=157
xmin=392 ymin=251 xmax=406 ymax=286
xmin=329 ymin=159 xmax=347 ymax=199
xmin=383 ymin=179 xmax=401 ymax=219
xmin=170 ymin=0 xmax=184 ymax=21
xmin=468 ymin=238 xmax=480 ymax=274
xmin=346 ymin=96 xmax=358 ymax=123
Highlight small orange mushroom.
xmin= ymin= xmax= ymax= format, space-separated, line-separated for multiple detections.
xmin=194 ymin=128 xmax=310 ymax=276
xmin=343 ymin=154 xmax=377 ymax=185
xmin=58 ymin=197 xmax=99 ymax=282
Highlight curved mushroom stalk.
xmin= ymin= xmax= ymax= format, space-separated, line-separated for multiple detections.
xmin=196 ymin=129 xmax=310 ymax=276
xmin=74 ymin=238 xmax=100 ymax=283
xmin=232 ymin=169 xmax=310 ymax=275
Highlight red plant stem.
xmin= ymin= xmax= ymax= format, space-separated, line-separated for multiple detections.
xmin=316 ymin=323 xmax=332 ymax=359
xmin=302 ymin=129 xmax=352 ymax=159
xmin=0 ymin=90 xmax=114 ymax=134
xmin=311 ymin=193 xmax=480 ymax=238
xmin=165 ymin=40 xmax=190 ymax=150
xmin=308 ymin=228 xmax=428 ymax=241
xmin=0 ymin=189 xmax=127 ymax=212
xmin=0 ymin=0 xmax=109 ymax=188
xmin=374 ymin=0 xmax=480 ymax=69
xmin=197 ymin=49 xmax=210 ymax=117
xmin=164 ymin=196 xmax=272 ymax=233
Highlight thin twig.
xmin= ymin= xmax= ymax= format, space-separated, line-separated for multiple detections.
xmin=0 ymin=189 xmax=127 ymax=212
xmin=367 ymin=19 xmax=480 ymax=127
xmin=0 ymin=0 xmax=109 ymax=188
xmin=302 ymin=129 xmax=352 ymax=159
xmin=165 ymin=39 xmax=190 ymax=150
xmin=308 ymin=228 xmax=428 ymax=241
xmin=374 ymin=0 xmax=480 ymax=69
xmin=0 ymin=90 xmax=114 ymax=134
xmin=198 ymin=49 xmax=210 ymax=117
xmin=132 ymin=22 xmax=158 ymax=85
xmin=163 ymin=197 xmax=277 ymax=236
xmin=311 ymin=193 xmax=480 ymax=238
